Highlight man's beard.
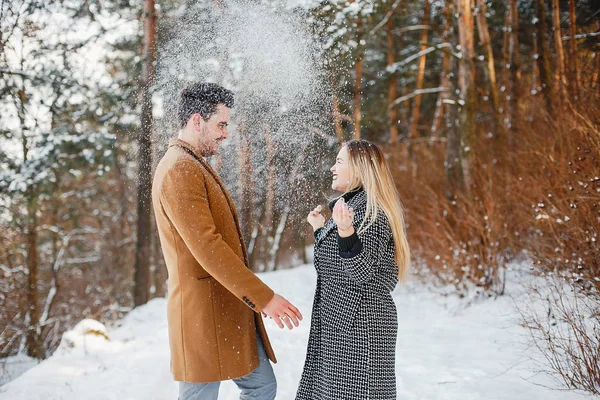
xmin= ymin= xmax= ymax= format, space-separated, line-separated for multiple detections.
xmin=198 ymin=127 xmax=218 ymax=157
xmin=199 ymin=144 xmax=217 ymax=157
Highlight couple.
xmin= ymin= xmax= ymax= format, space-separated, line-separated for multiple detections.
xmin=152 ymin=82 xmax=410 ymax=400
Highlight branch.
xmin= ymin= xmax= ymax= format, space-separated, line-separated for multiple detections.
xmin=387 ymin=43 xmax=458 ymax=74
xmin=38 ymin=227 xmax=100 ymax=328
xmin=0 ymin=68 xmax=32 ymax=79
xmin=394 ymin=24 xmax=432 ymax=34
xmin=561 ymin=32 xmax=600 ymax=41
xmin=389 ymin=87 xmax=447 ymax=108
xmin=369 ymin=0 xmax=404 ymax=36
xmin=0 ymin=68 xmax=53 ymax=84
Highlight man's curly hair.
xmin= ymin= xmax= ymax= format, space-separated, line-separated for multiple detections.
xmin=178 ymin=83 xmax=234 ymax=128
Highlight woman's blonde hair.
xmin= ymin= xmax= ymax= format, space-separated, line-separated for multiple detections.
xmin=344 ymin=139 xmax=410 ymax=281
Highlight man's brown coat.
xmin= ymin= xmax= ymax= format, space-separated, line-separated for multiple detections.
xmin=152 ymin=139 xmax=276 ymax=383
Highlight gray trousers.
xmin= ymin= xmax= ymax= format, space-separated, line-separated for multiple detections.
xmin=179 ymin=332 xmax=276 ymax=400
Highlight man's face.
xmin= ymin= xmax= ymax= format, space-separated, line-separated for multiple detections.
xmin=191 ymin=104 xmax=230 ymax=156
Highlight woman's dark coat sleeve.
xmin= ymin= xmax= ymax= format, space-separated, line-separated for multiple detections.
xmin=338 ymin=213 xmax=392 ymax=285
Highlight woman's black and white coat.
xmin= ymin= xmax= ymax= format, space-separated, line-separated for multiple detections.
xmin=296 ymin=188 xmax=399 ymax=400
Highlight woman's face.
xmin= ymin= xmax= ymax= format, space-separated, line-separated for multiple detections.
xmin=330 ymin=146 xmax=352 ymax=192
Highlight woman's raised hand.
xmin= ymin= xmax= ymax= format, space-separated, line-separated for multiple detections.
xmin=332 ymin=198 xmax=355 ymax=237
xmin=307 ymin=205 xmax=325 ymax=231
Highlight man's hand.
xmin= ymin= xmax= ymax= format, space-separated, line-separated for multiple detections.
xmin=262 ymin=293 xmax=303 ymax=330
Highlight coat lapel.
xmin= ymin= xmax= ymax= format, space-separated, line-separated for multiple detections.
xmin=316 ymin=218 xmax=337 ymax=246
xmin=169 ymin=139 xmax=250 ymax=267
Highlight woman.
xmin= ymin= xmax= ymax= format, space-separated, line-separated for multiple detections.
xmin=296 ymin=140 xmax=410 ymax=400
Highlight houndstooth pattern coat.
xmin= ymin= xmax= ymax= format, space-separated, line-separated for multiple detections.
xmin=296 ymin=189 xmax=399 ymax=400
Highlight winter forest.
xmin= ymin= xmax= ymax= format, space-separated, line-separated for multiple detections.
xmin=1 ymin=0 xmax=599 ymax=398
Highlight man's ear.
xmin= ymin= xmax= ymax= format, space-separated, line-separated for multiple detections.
xmin=191 ymin=113 xmax=204 ymax=130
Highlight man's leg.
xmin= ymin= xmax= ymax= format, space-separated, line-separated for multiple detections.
xmin=232 ymin=332 xmax=277 ymax=400
xmin=179 ymin=381 xmax=220 ymax=400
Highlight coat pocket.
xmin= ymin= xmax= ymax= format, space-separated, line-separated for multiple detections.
xmin=320 ymin=283 xmax=362 ymax=331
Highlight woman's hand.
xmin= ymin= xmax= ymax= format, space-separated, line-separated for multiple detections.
xmin=307 ymin=205 xmax=325 ymax=231
xmin=332 ymin=198 xmax=355 ymax=238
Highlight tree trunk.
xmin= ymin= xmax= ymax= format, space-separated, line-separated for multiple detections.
xmin=387 ymin=16 xmax=398 ymax=144
xmin=535 ymin=0 xmax=553 ymax=110
xmin=445 ymin=13 xmax=466 ymax=199
xmin=330 ymin=74 xmax=344 ymax=145
xmin=409 ymin=0 xmax=431 ymax=139
xmin=238 ymin=123 xmax=254 ymax=254
xmin=507 ymin=0 xmax=520 ymax=133
xmin=133 ymin=0 xmax=156 ymax=307
xmin=260 ymin=123 xmax=275 ymax=272
xmin=568 ymin=0 xmax=579 ymax=101
xmin=432 ymin=1 xmax=452 ymax=136
xmin=532 ymin=27 xmax=541 ymax=93
xmin=445 ymin=99 xmax=465 ymax=198
xmin=457 ymin=0 xmax=475 ymax=189
xmin=501 ymin=8 xmax=509 ymax=99
xmin=353 ymin=18 xmax=363 ymax=140
xmin=17 ymin=46 xmax=43 ymax=358
xmin=25 ymin=196 xmax=43 ymax=359
xmin=551 ymin=0 xmax=567 ymax=102
xmin=399 ymin=85 xmax=410 ymax=157
xmin=475 ymin=0 xmax=499 ymax=115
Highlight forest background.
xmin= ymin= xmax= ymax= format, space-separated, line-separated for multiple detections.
xmin=1 ymin=0 xmax=599 ymax=393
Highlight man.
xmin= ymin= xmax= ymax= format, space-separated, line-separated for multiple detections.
xmin=152 ymin=82 xmax=302 ymax=400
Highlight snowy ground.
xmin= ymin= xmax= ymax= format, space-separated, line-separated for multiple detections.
xmin=0 ymin=265 xmax=593 ymax=400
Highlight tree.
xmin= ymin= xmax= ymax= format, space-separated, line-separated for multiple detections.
xmin=457 ymin=0 xmax=476 ymax=189
xmin=432 ymin=0 xmax=453 ymax=136
xmin=535 ymin=0 xmax=554 ymax=110
xmin=0 ymin=0 xmax=139 ymax=359
xmin=567 ymin=0 xmax=579 ymax=100
xmin=133 ymin=0 xmax=156 ymax=307
xmin=387 ymin=11 xmax=399 ymax=144
xmin=503 ymin=0 xmax=520 ymax=132
xmin=409 ymin=0 xmax=431 ymax=140
xmin=352 ymin=3 xmax=364 ymax=139
xmin=551 ymin=0 xmax=567 ymax=103
xmin=475 ymin=0 xmax=499 ymax=116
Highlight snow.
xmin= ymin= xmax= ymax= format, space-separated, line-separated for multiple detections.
xmin=0 ymin=265 xmax=591 ymax=400
xmin=0 ymin=354 xmax=38 ymax=387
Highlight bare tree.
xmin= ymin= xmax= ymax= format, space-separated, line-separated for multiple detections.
xmin=330 ymin=73 xmax=344 ymax=145
xmin=259 ymin=123 xmax=276 ymax=272
xmin=353 ymin=16 xmax=363 ymax=140
xmin=409 ymin=0 xmax=431 ymax=140
xmin=432 ymin=1 xmax=452 ymax=136
xmin=457 ymin=0 xmax=476 ymax=189
xmin=505 ymin=0 xmax=520 ymax=132
xmin=238 ymin=122 xmax=255 ymax=251
xmin=551 ymin=0 xmax=567 ymax=102
xmin=535 ymin=0 xmax=553 ymax=110
xmin=475 ymin=0 xmax=499 ymax=116
xmin=387 ymin=13 xmax=399 ymax=144
xmin=568 ymin=0 xmax=579 ymax=100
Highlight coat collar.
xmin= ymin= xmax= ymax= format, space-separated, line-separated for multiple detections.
xmin=169 ymin=138 xmax=204 ymax=159
xmin=169 ymin=138 xmax=219 ymax=181
xmin=316 ymin=189 xmax=368 ymax=246
xmin=327 ymin=186 xmax=364 ymax=212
